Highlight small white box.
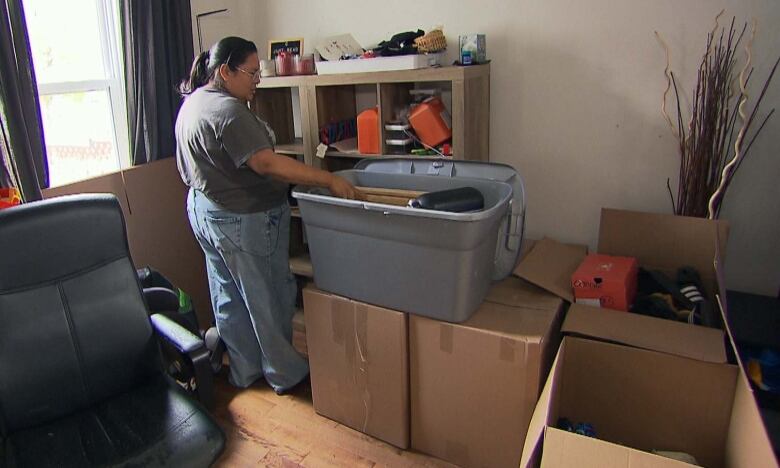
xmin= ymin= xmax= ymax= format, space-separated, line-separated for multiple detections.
xmin=315 ymin=53 xmax=443 ymax=75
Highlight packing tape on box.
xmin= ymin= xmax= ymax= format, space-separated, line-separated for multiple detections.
xmin=440 ymin=322 xmax=519 ymax=363
xmin=439 ymin=324 xmax=454 ymax=354
xmin=354 ymin=304 xmax=371 ymax=432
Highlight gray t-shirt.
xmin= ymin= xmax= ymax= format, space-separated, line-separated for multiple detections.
xmin=175 ymin=86 xmax=288 ymax=213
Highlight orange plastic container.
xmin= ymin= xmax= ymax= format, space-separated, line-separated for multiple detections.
xmin=357 ymin=107 xmax=380 ymax=154
xmin=408 ymin=97 xmax=452 ymax=147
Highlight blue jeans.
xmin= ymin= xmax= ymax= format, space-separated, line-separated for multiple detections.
xmin=186 ymin=188 xmax=308 ymax=391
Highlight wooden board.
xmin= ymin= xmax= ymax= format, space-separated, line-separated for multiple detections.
xmin=356 ymin=186 xmax=425 ymax=198
xmin=356 ymin=186 xmax=426 ymax=207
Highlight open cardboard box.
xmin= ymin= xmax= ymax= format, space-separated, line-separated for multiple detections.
xmin=520 ymin=307 xmax=775 ymax=467
xmin=515 ymin=209 xmax=776 ymax=467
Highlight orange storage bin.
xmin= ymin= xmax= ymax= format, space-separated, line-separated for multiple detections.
xmin=357 ymin=107 xmax=380 ymax=154
xmin=408 ymin=97 xmax=452 ymax=147
xmin=0 ymin=187 xmax=21 ymax=210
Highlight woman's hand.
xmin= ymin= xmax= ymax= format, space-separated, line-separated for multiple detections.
xmin=248 ymin=149 xmax=364 ymax=200
xmin=328 ymin=174 xmax=364 ymax=200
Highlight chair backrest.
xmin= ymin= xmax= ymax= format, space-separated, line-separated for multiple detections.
xmin=0 ymin=194 xmax=160 ymax=433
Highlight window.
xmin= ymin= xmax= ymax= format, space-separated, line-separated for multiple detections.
xmin=23 ymin=0 xmax=128 ymax=187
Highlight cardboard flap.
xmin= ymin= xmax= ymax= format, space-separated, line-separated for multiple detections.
xmin=520 ymin=343 xmax=562 ymax=467
xmin=485 ymin=276 xmax=563 ymax=312
xmin=562 ymin=304 xmax=727 ymax=363
xmin=513 ymin=237 xmax=588 ymax=302
xmin=598 ymin=209 xmax=729 ymax=293
xmin=718 ymin=235 xmax=777 ymax=467
xmin=541 ymin=428 xmax=695 ymax=467
xmin=725 ymin=374 xmax=778 ymax=467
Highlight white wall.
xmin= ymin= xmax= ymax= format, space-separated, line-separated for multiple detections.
xmin=192 ymin=0 xmax=780 ymax=296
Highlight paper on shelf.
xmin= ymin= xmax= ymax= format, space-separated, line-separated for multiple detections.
xmin=316 ymin=143 xmax=328 ymax=159
xmin=316 ymin=34 xmax=364 ymax=61
xmin=330 ymin=137 xmax=358 ymax=154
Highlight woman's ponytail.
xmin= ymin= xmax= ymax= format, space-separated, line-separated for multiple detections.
xmin=178 ymin=50 xmax=211 ymax=96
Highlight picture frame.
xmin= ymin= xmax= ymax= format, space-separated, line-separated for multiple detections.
xmin=268 ymin=38 xmax=304 ymax=59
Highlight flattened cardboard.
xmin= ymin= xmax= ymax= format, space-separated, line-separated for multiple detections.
xmin=303 ymin=287 xmax=409 ymax=449
xmin=563 ymin=304 xmax=727 ymax=363
xmin=513 ymin=238 xmax=588 ymax=302
xmin=43 ymin=158 xmax=212 ymax=327
xmin=411 ymin=281 xmax=563 ymax=468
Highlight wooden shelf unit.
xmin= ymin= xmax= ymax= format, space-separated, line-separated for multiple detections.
xmin=255 ymin=64 xmax=490 ymax=165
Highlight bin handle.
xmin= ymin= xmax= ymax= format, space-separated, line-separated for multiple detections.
xmin=504 ymin=202 xmax=524 ymax=251
xmin=425 ymin=160 xmax=454 ymax=177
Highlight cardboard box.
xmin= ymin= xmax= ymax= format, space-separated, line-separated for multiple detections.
xmin=515 ymin=208 xmax=776 ymax=467
xmin=571 ymin=254 xmax=638 ymax=311
xmin=520 ymin=306 xmax=775 ymax=468
xmin=411 ymin=276 xmax=563 ymax=468
xmin=514 ymin=210 xmax=728 ymax=308
xmin=302 ymin=287 xmax=409 ymax=449
xmin=596 ymin=208 xmax=728 ymax=304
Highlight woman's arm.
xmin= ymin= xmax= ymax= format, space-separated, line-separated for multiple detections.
xmin=246 ymin=148 xmax=361 ymax=199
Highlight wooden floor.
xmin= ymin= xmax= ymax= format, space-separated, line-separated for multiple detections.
xmin=211 ymin=371 xmax=457 ymax=467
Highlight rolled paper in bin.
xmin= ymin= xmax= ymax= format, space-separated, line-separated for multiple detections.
xmin=408 ymin=187 xmax=484 ymax=212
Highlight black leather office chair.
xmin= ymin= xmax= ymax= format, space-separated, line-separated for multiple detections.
xmin=0 ymin=194 xmax=225 ymax=467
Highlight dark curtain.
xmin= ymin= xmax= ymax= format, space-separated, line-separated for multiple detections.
xmin=0 ymin=0 xmax=48 ymax=201
xmin=121 ymin=0 xmax=194 ymax=165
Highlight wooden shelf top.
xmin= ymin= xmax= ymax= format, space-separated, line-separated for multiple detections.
xmin=257 ymin=63 xmax=489 ymax=89
xmin=324 ymin=150 xmax=372 ymax=159
xmin=275 ymin=138 xmax=304 ymax=156
xmin=323 ymin=152 xmax=453 ymax=160
xmin=289 ymin=253 xmax=313 ymax=278
xmin=256 ymin=75 xmax=308 ymax=88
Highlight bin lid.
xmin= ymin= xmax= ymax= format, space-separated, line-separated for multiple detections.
xmin=353 ymin=157 xmax=525 ymax=279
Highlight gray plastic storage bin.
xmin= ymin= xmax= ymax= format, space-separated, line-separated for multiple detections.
xmin=292 ymin=158 xmax=525 ymax=322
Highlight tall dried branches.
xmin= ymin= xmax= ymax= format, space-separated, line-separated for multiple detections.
xmin=658 ymin=13 xmax=778 ymax=219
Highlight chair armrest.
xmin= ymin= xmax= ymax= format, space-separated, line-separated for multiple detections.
xmin=150 ymin=313 xmax=215 ymax=409
xmin=144 ymin=287 xmax=180 ymax=314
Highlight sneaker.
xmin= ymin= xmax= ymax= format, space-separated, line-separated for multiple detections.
xmin=204 ymin=326 xmax=225 ymax=373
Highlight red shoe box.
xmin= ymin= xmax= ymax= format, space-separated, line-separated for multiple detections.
xmin=571 ymin=254 xmax=638 ymax=311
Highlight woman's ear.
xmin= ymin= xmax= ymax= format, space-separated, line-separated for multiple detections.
xmin=218 ymin=63 xmax=231 ymax=82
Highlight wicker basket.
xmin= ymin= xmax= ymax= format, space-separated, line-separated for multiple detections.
xmin=415 ymin=29 xmax=447 ymax=53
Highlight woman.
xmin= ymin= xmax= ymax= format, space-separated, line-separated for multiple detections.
xmin=175 ymin=36 xmax=359 ymax=393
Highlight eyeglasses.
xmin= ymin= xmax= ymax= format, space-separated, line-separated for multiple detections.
xmin=235 ymin=66 xmax=261 ymax=81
